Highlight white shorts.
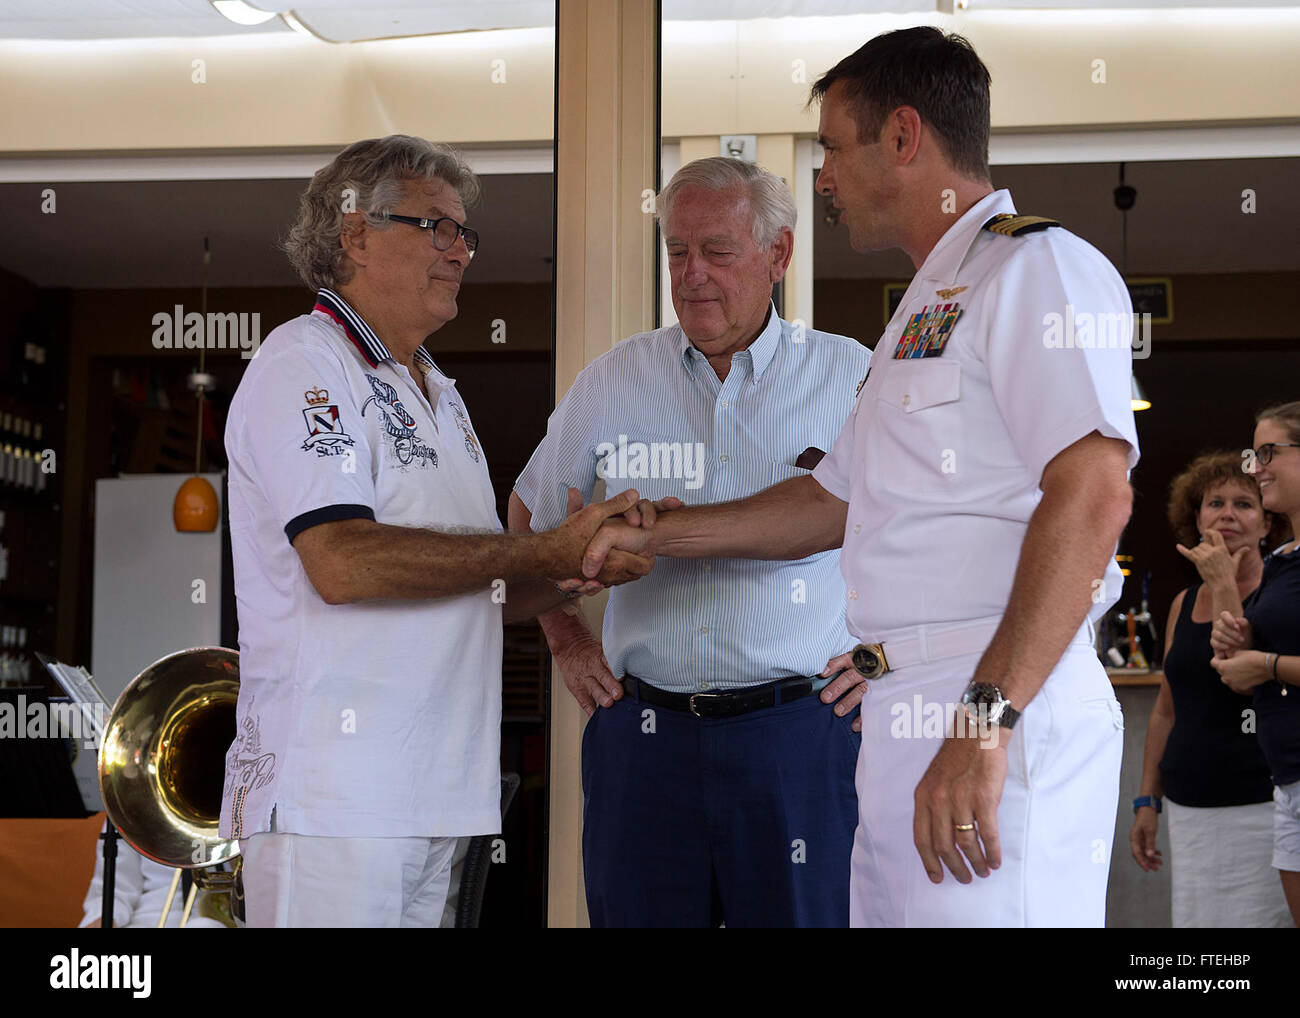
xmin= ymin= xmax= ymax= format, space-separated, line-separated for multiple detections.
xmin=240 ymin=815 xmax=459 ymax=928
xmin=850 ymin=639 xmax=1123 ymax=927
xmin=1273 ymin=779 xmax=1300 ymax=874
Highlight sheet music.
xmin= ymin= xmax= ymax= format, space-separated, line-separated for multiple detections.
xmin=35 ymin=651 xmax=110 ymax=743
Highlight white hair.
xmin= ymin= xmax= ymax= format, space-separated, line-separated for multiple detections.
xmin=656 ymin=157 xmax=796 ymax=247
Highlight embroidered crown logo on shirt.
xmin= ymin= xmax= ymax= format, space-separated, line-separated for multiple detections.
xmin=361 ymin=374 xmax=438 ymax=468
xmin=300 ymin=385 xmax=355 ymax=456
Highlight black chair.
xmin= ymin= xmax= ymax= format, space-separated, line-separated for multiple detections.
xmin=454 ymin=772 xmax=521 ymax=928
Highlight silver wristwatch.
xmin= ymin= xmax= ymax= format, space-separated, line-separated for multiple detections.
xmin=959 ymin=681 xmax=1020 ymax=730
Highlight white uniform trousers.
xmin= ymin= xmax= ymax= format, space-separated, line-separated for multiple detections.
xmin=850 ymin=639 xmax=1123 ymax=927
xmin=240 ymin=821 xmax=459 ymax=928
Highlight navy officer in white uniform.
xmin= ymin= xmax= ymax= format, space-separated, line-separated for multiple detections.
xmin=510 ymin=157 xmax=870 ymax=926
xmin=220 ymin=135 xmax=651 ymax=928
xmin=583 ymin=29 xmax=1139 ymax=927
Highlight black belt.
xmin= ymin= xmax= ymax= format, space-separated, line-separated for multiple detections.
xmin=621 ymin=673 xmax=821 ymax=719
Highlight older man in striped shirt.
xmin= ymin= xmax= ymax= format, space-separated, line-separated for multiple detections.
xmin=509 ymin=158 xmax=870 ymax=927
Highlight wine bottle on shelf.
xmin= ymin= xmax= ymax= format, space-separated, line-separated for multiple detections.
xmin=1137 ymin=571 xmax=1159 ymax=669
xmin=12 ymin=417 xmax=25 ymax=489
xmin=1125 ymin=609 xmax=1149 ymax=669
xmin=15 ymin=626 xmax=29 ymax=684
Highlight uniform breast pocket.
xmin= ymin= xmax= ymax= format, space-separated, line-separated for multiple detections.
xmin=870 ymin=360 xmax=963 ymax=502
xmin=875 ymin=359 xmax=961 ymax=415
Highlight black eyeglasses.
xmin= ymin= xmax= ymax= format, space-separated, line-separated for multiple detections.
xmin=384 ymin=213 xmax=478 ymax=259
xmin=1254 ymin=443 xmax=1300 ymax=467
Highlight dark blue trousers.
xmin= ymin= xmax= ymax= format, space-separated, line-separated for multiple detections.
xmin=581 ymin=682 xmax=860 ymax=927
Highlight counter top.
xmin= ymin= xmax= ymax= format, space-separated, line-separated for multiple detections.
xmin=1107 ymin=668 xmax=1163 ymax=687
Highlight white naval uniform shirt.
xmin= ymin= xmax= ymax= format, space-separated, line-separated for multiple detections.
xmin=813 ymin=189 xmax=1140 ymax=638
xmin=219 ymin=288 xmax=503 ymax=841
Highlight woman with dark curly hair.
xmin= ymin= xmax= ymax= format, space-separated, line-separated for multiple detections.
xmin=1212 ymin=401 xmax=1300 ymax=927
xmin=1129 ymin=449 xmax=1291 ymax=927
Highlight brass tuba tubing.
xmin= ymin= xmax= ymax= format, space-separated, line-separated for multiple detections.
xmin=99 ymin=647 xmax=242 ymax=926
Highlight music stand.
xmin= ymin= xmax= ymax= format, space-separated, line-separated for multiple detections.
xmin=34 ymin=652 xmax=120 ymax=931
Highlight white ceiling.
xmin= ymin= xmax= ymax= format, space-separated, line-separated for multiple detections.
xmin=0 ymin=0 xmax=559 ymax=41
xmin=0 ymin=1 xmax=1294 ymax=41
xmin=2 ymin=155 xmax=1295 ymax=291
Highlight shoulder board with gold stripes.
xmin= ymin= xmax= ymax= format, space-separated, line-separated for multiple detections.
xmin=982 ymin=213 xmax=1061 ymax=237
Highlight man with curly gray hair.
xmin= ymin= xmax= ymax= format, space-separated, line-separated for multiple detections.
xmin=219 ymin=135 xmax=652 ymax=927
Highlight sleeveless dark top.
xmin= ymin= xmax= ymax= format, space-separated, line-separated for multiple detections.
xmin=1159 ymin=582 xmax=1275 ymax=807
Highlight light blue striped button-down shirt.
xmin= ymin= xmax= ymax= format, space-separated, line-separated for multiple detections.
xmin=516 ymin=304 xmax=870 ymax=692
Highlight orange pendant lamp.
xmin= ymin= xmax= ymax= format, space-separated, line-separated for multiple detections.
xmin=174 ymin=236 xmax=219 ymax=532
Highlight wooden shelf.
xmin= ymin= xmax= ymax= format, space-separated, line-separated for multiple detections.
xmin=1107 ymin=668 xmax=1164 ymax=687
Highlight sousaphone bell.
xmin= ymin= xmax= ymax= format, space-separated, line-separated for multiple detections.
xmin=98 ymin=646 xmax=242 ymax=926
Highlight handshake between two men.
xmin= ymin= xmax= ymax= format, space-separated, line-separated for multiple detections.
xmin=527 ymin=474 xmax=869 ymax=733
xmin=549 ymin=488 xmax=684 ymax=595
xmin=552 ymin=473 xmax=848 ymax=590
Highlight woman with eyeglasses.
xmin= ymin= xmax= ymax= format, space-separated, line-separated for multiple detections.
xmin=1128 ymin=450 xmax=1290 ymax=927
xmin=1211 ymin=401 xmax=1300 ymax=926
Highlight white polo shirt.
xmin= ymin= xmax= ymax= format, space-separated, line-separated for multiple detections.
xmin=219 ymin=288 xmax=503 ymax=840
xmin=813 ymin=190 xmax=1140 ymax=638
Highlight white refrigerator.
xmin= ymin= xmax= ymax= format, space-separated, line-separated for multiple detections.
xmin=77 ymin=472 xmax=227 ymax=810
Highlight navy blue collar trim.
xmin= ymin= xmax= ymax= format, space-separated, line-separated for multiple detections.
xmin=313 ymin=288 xmax=435 ymax=371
